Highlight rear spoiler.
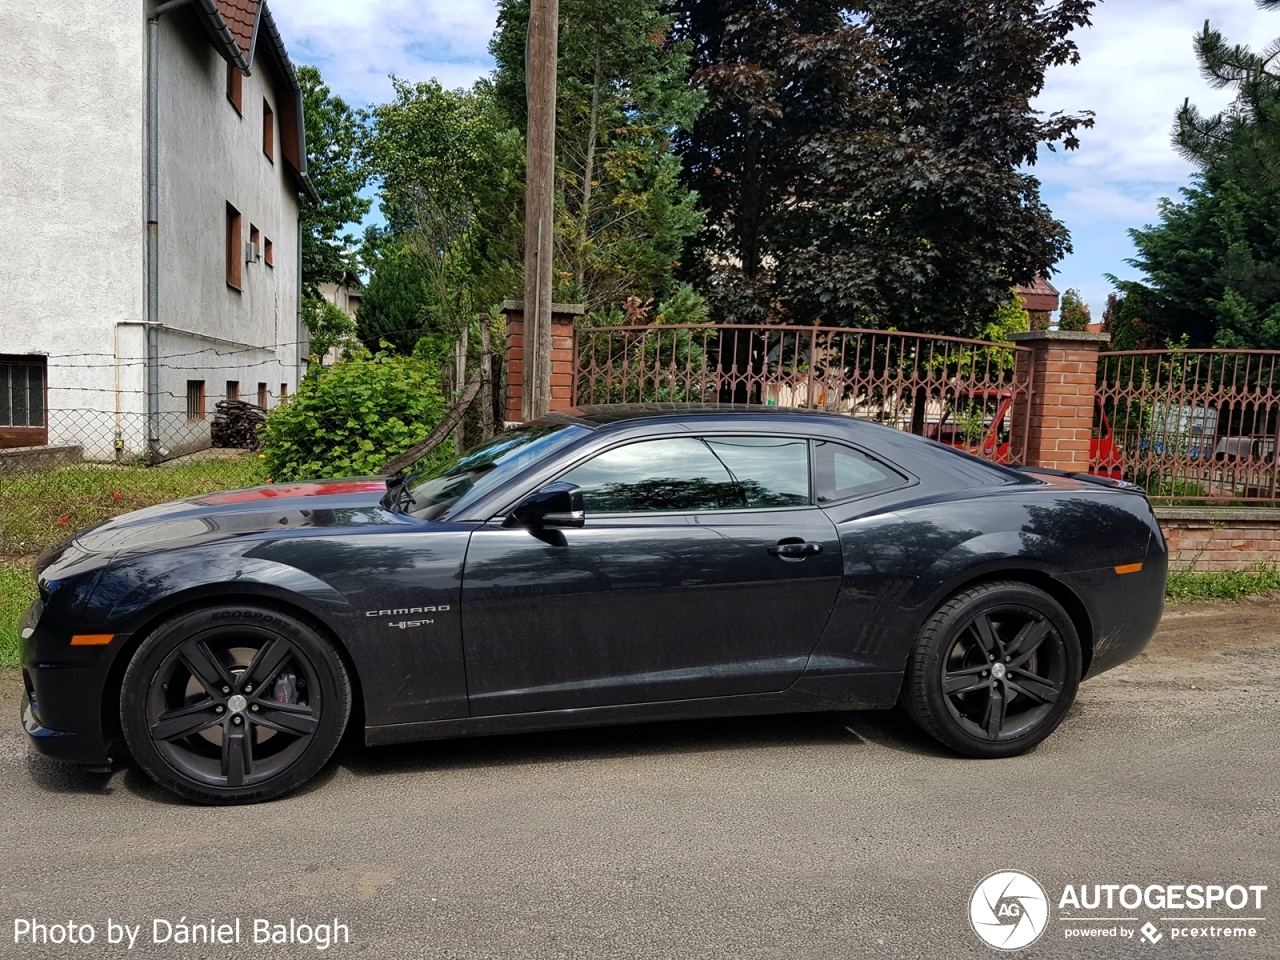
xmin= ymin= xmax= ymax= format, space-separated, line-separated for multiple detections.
xmin=1017 ymin=466 xmax=1147 ymax=495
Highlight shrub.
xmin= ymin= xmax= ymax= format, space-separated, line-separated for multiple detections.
xmin=1058 ymin=288 xmax=1092 ymax=331
xmin=263 ymin=351 xmax=446 ymax=481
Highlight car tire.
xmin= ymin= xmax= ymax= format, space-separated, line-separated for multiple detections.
xmin=901 ymin=581 xmax=1081 ymax=758
xmin=120 ymin=604 xmax=351 ymax=805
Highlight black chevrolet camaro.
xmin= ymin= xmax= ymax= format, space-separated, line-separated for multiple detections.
xmin=21 ymin=406 xmax=1166 ymax=804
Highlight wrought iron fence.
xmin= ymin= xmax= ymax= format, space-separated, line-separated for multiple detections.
xmin=1094 ymin=350 xmax=1280 ymax=503
xmin=573 ymin=324 xmax=1033 ymax=464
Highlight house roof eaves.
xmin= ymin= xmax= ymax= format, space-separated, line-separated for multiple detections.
xmin=192 ymin=0 xmax=249 ymax=73
xmin=255 ymin=3 xmax=319 ymax=203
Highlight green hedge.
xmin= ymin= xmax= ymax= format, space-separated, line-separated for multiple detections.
xmin=263 ymin=352 xmax=447 ymax=481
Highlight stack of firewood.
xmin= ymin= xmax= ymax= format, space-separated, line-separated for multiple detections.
xmin=211 ymin=400 xmax=266 ymax=449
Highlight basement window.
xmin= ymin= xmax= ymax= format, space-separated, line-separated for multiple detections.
xmin=257 ymin=383 xmax=268 ymax=408
xmin=226 ymin=381 xmax=240 ymax=402
xmin=264 ymin=236 xmax=274 ymax=267
xmin=187 ymin=381 xmax=207 ymax=421
xmin=0 ymin=355 xmax=48 ymax=445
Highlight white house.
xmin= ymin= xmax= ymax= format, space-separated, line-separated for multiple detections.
xmin=0 ymin=0 xmax=316 ymax=460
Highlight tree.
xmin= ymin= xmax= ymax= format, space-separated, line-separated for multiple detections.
xmin=1057 ymin=288 xmax=1092 ymax=331
xmin=363 ymin=78 xmax=525 ymax=351
xmin=668 ymin=0 xmax=1097 ymax=334
xmin=491 ymin=0 xmax=706 ymax=313
xmin=356 ymin=245 xmax=436 ymax=354
xmin=297 ymin=66 xmax=372 ymax=292
xmin=667 ymin=1 xmax=851 ymax=322
xmin=1111 ymin=1 xmax=1280 ymax=349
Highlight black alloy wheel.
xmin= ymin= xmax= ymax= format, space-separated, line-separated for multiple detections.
xmin=902 ymin=581 xmax=1081 ymax=758
xmin=121 ymin=605 xmax=350 ymax=804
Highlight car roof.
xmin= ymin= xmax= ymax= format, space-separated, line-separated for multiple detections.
xmin=544 ymin=403 xmax=867 ymax=428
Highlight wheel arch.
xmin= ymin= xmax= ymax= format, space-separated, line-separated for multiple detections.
xmin=99 ymin=588 xmax=367 ymax=759
xmin=917 ymin=565 xmax=1096 ymax=678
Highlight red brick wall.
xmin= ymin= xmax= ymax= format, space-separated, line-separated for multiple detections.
xmin=1010 ymin=331 xmax=1109 ymax=474
xmin=1157 ymin=509 xmax=1280 ymax=571
xmin=503 ymin=305 xmax=579 ymax=422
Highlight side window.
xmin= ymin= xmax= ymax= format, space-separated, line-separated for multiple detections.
xmin=813 ymin=441 xmax=905 ymax=503
xmin=562 ymin=436 xmax=810 ymax=515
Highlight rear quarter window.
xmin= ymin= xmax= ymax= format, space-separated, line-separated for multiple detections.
xmin=814 ymin=441 xmax=907 ymax=502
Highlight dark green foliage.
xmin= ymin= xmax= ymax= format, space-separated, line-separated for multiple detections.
xmin=1114 ymin=2 xmax=1280 ymax=348
xmin=356 ymin=247 xmax=435 ymax=354
xmin=492 ymin=0 xmax=706 ymax=314
xmin=1101 ymin=291 xmax=1151 ymax=351
xmin=262 ymin=352 xmax=447 ymax=481
xmin=297 ymin=66 xmax=371 ymax=292
xmin=1116 ymin=178 xmax=1280 ymax=349
xmin=668 ymin=0 xmax=1096 ymax=334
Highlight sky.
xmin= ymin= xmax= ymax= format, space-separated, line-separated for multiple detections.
xmin=269 ymin=0 xmax=1277 ymax=319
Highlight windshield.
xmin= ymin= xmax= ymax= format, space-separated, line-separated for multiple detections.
xmin=406 ymin=424 xmax=591 ymax=520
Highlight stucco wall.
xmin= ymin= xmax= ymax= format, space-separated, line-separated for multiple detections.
xmin=0 ymin=1 xmax=146 ymax=445
xmin=156 ymin=8 xmax=300 ymax=441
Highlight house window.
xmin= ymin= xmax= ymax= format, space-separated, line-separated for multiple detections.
xmin=0 ymin=355 xmax=48 ymax=446
xmin=263 ymin=237 xmax=273 ymax=267
xmin=257 ymin=383 xmax=268 ymax=408
xmin=226 ymin=62 xmax=243 ymax=114
xmin=280 ymin=383 xmax=289 ymax=404
xmin=186 ymin=381 xmax=207 ymax=421
xmin=226 ymin=381 xmax=240 ymax=402
xmin=263 ymin=99 xmax=275 ymax=161
xmin=226 ymin=203 xmax=242 ymax=289
xmin=249 ymin=224 xmax=261 ymax=263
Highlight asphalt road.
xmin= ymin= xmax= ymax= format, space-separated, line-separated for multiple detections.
xmin=2 ymin=599 xmax=1278 ymax=960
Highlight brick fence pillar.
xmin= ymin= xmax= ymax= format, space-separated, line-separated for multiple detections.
xmin=1008 ymin=330 xmax=1110 ymax=473
xmin=501 ymin=301 xmax=586 ymax=424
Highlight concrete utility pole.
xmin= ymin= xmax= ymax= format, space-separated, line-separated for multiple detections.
xmin=522 ymin=0 xmax=559 ymax=420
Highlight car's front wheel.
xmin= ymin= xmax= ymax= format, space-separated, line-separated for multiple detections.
xmin=901 ymin=581 xmax=1081 ymax=758
xmin=120 ymin=604 xmax=350 ymax=804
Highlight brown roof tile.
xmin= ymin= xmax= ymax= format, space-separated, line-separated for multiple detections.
xmin=215 ymin=0 xmax=261 ymax=62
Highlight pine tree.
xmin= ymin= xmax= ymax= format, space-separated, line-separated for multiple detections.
xmin=1112 ymin=0 xmax=1280 ymax=349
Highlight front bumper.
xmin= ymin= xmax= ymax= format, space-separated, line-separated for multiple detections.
xmin=20 ymin=595 xmax=116 ymax=766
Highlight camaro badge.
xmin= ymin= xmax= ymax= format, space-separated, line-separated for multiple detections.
xmin=364 ymin=606 xmax=450 ymax=617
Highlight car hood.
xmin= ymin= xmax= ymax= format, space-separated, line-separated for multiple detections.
xmin=43 ymin=479 xmax=396 ymax=573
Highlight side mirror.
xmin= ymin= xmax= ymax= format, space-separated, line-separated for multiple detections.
xmin=505 ymin=482 xmax=586 ymax=529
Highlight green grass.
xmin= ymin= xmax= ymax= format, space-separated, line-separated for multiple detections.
xmin=1165 ymin=564 xmax=1280 ymax=604
xmin=0 ymin=456 xmax=270 ymax=558
xmin=0 ymin=561 xmax=36 ymax=668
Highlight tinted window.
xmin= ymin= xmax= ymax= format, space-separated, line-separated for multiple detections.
xmin=814 ymin=441 xmax=904 ymax=502
xmin=408 ymin=424 xmax=591 ymax=520
xmin=563 ymin=436 xmax=810 ymax=514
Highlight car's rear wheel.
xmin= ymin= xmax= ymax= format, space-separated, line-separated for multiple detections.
xmin=120 ymin=605 xmax=350 ymax=804
xmin=901 ymin=581 xmax=1081 ymax=758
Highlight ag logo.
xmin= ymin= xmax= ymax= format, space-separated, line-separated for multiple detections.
xmin=969 ymin=870 xmax=1049 ymax=951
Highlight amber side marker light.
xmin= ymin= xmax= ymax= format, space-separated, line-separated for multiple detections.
xmin=1114 ymin=563 xmax=1144 ymax=576
xmin=70 ymin=634 xmax=115 ymax=646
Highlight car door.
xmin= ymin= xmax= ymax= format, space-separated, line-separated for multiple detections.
xmin=460 ymin=434 xmax=843 ymax=716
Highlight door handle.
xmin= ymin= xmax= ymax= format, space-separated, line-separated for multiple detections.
xmin=768 ymin=541 xmax=823 ymax=558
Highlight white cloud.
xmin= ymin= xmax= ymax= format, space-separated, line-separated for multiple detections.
xmin=1033 ymin=0 xmax=1277 ymax=315
xmin=268 ymin=0 xmax=499 ymax=105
